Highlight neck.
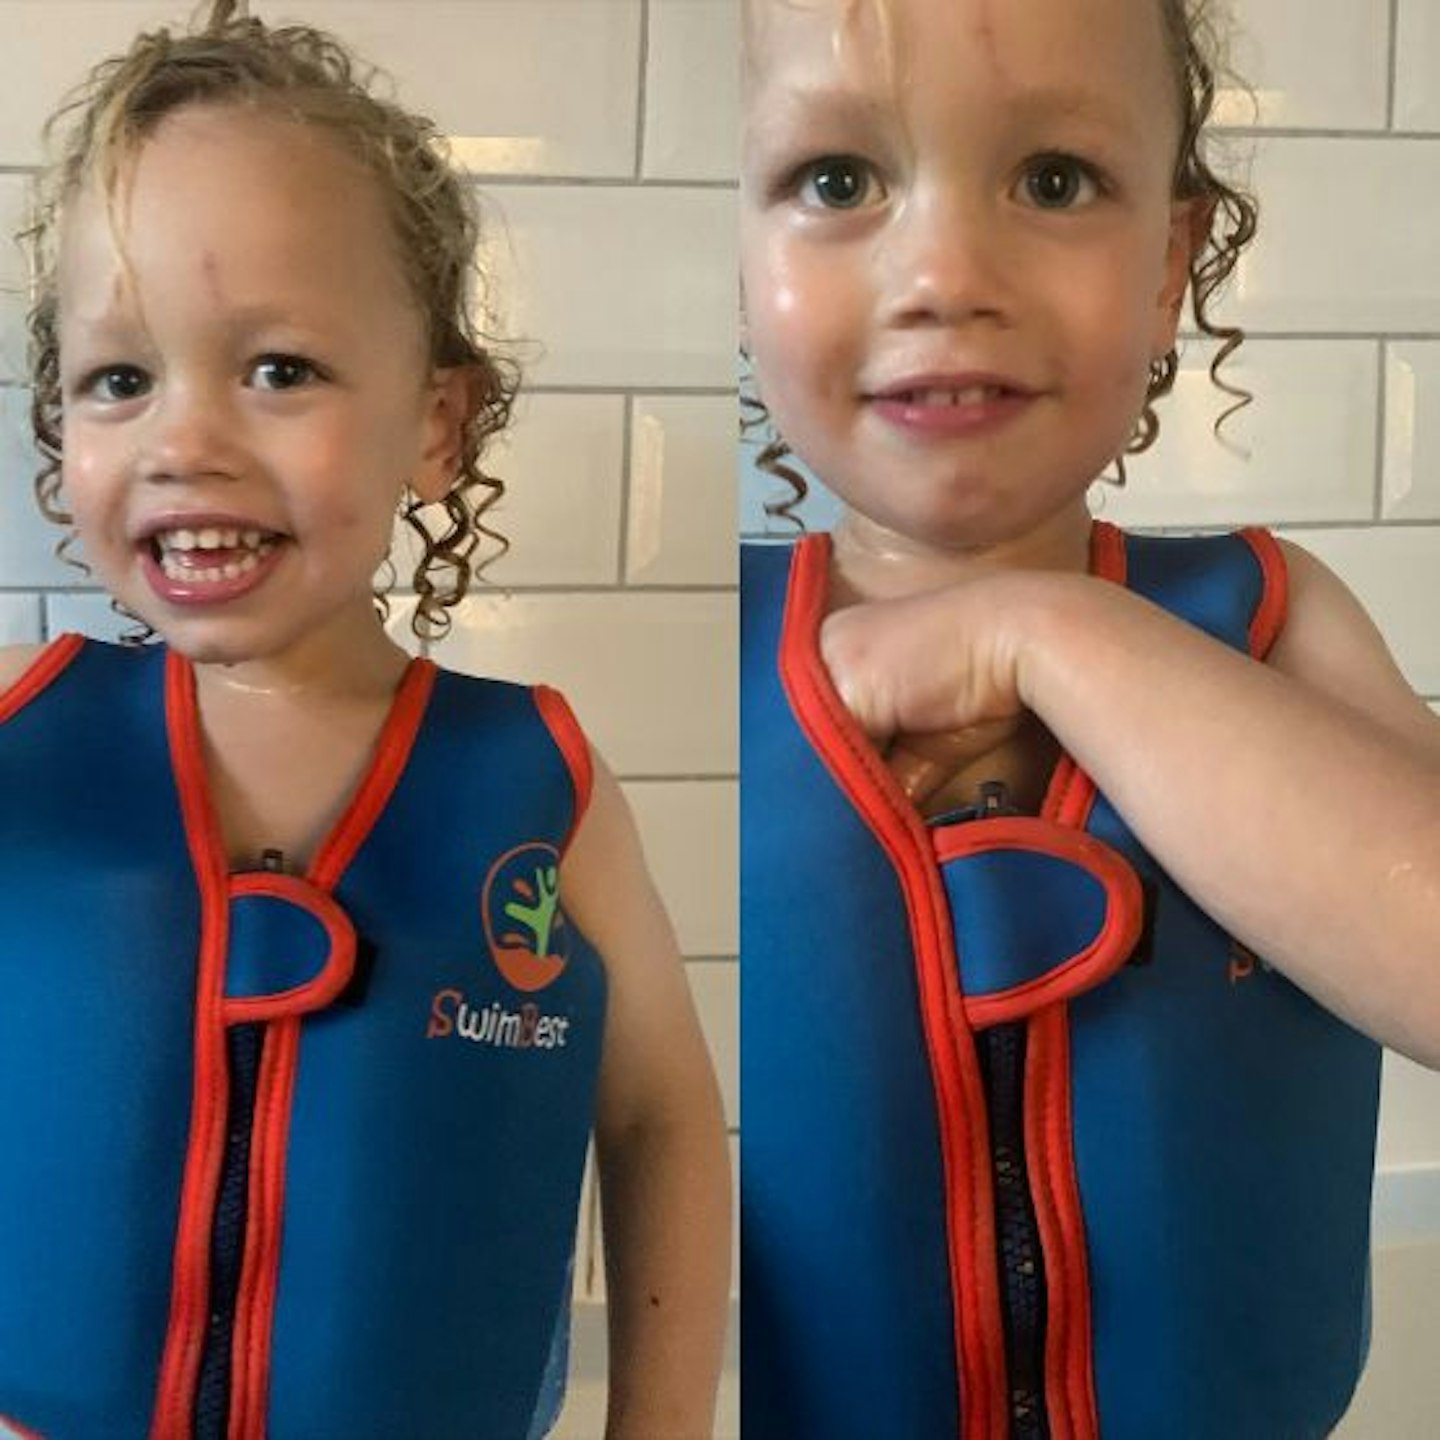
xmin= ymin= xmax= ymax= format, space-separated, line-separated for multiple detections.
xmin=828 ymin=499 xmax=1094 ymax=607
xmin=189 ymin=606 xmax=413 ymax=709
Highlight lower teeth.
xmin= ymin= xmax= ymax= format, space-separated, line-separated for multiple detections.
xmin=158 ymin=542 xmax=275 ymax=583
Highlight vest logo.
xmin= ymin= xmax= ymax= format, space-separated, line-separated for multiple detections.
xmin=426 ymin=989 xmax=570 ymax=1050
xmin=481 ymin=841 xmax=569 ymax=993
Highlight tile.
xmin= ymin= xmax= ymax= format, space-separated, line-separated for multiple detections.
xmin=1231 ymin=139 xmax=1440 ymax=333
xmin=482 ymin=393 xmax=626 ymax=588
xmin=643 ymin=0 xmax=739 ymax=181
xmin=1332 ymin=1242 xmax=1440 ymax=1436
xmin=477 ymin=186 xmax=735 ymax=389
xmin=1107 ymin=340 xmax=1378 ymax=528
xmin=1395 ymin=0 xmax=1440 ymax=133
xmin=0 ymin=386 xmax=74 ymax=588
xmin=686 ymin=960 xmax=738 ymax=1126
xmin=627 ymin=395 xmax=736 ymax=586
xmin=0 ymin=593 xmax=42 ymax=645
xmin=0 ymin=2 xmax=187 ymax=166
xmin=276 ymin=1 xmax=641 ymax=178
xmin=1377 ymin=1050 xmax=1440 ymax=1170
xmin=0 ymin=177 xmax=29 ymax=384
xmin=1214 ymin=0 xmax=1390 ymax=130
xmin=623 ymin=779 xmax=737 ymax=956
xmin=0 ymin=2 xmax=641 ymax=177
xmin=1277 ymin=527 xmax=1440 ymax=695
xmin=432 ymin=591 xmax=736 ymax=776
xmin=1382 ymin=342 xmax=1440 ymax=521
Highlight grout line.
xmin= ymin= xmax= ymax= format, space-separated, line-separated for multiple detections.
xmin=634 ymin=0 xmax=652 ymax=181
xmin=1387 ymin=0 xmax=1400 ymax=131
xmin=1373 ymin=340 xmax=1388 ymax=522
xmin=682 ymin=955 xmax=740 ymax=966
xmin=1211 ymin=125 xmax=1438 ymax=141
xmin=616 ymin=393 xmax=634 ymax=585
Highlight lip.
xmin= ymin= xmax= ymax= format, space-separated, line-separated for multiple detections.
xmin=132 ymin=511 xmax=286 ymax=545
xmin=864 ymin=372 xmax=1040 ymax=440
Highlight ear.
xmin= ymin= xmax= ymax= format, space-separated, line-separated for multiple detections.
xmin=1153 ymin=196 xmax=1213 ymax=356
xmin=409 ymin=366 xmax=477 ymax=505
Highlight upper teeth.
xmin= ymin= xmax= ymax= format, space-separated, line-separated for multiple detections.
xmin=157 ymin=526 xmax=271 ymax=552
xmin=906 ymin=386 xmax=1003 ymax=406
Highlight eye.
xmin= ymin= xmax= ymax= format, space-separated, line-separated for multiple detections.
xmin=250 ymin=354 xmax=319 ymax=391
xmin=1021 ymin=154 xmax=1102 ymax=210
xmin=81 ymin=365 xmax=151 ymax=403
xmin=796 ymin=155 xmax=885 ymax=211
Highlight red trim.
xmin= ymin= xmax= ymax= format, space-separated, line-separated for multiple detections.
xmin=931 ymin=819 xmax=1142 ymax=1027
xmin=308 ymin=657 xmax=437 ymax=890
xmin=220 ymin=874 xmax=357 ymax=1023
xmin=533 ymin=684 xmax=594 ymax=855
xmin=152 ymin=653 xmax=234 ymax=1439
xmin=227 ymin=1019 xmax=301 ymax=1440
xmin=0 ymin=632 xmax=84 ymax=724
xmin=0 ymin=1414 xmax=48 ymax=1440
xmin=1026 ymin=1006 xmax=1099 ymax=1440
xmin=1239 ymin=527 xmax=1288 ymax=659
xmin=782 ymin=535 xmax=1006 ymax=1439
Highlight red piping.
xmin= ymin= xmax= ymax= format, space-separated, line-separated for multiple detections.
xmin=0 ymin=633 xmax=84 ymax=724
xmin=781 ymin=535 xmax=1006 ymax=1439
xmin=533 ymin=685 xmax=594 ymax=854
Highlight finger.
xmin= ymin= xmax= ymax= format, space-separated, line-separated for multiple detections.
xmin=885 ymin=742 xmax=951 ymax=806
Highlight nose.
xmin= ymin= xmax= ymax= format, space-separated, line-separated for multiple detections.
xmin=137 ymin=379 xmax=237 ymax=484
xmin=876 ymin=185 xmax=1013 ymax=329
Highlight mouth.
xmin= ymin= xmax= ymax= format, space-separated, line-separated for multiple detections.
xmin=136 ymin=519 xmax=289 ymax=606
xmin=865 ymin=376 xmax=1038 ymax=437
xmin=146 ymin=525 xmax=283 ymax=582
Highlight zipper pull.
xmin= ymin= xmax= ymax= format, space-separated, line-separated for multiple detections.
xmin=260 ymin=847 xmax=287 ymax=874
xmin=925 ymin=779 xmax=1020 ymax=829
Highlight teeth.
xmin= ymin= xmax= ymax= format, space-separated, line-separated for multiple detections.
xmin=158 ymin=545 xmax=270 ymax=584
xmin=155 ymin=525 xmax=274 ymax=553
xmin=909 ymin=386 xmax=1002 ymax=406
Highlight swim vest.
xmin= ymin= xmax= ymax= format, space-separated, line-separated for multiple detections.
xmin=742 ymin=523 xmax=1381 ymax=1440
xmin=0 ymin=638 xmax=606 ymax=1440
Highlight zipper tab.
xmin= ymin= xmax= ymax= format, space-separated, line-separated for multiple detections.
xmin=927 ymin=779 xmax=1020 ymax=829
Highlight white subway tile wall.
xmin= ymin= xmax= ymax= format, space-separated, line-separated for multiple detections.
xmin=739 ymin=0 xmax=1440 ymax=1214
xmin=0 ymin=0 xmax=740 ymax=1387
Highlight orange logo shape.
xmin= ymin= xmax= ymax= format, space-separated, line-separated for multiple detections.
xmin=482 ymin=842 xmax=569 ymax=992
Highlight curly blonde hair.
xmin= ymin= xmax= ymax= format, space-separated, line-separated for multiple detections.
xmin=22 ymin=0 xmax=518 ymax=640
xmin=744 ymin=0 xmax=1260 ymax=519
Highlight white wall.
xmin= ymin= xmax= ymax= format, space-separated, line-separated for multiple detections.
xmin=0 ymin=0 xmax=739 ymax=1312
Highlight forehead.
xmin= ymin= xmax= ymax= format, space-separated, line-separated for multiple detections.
xmin=58 ymin=105 xmax=411 ymax=320
xmin=745 ymin=0 xmax=1178 ymax=141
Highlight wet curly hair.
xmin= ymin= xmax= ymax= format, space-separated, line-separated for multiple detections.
xmin=21 ymin=0 xmax=518 ymax=641
xmin=743 ymin=0 xmax=1260 ymax=520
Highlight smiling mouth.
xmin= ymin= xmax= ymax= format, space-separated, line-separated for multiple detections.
xmin=149 ymin=526 xmax=282 ymax=583
xmin=878 ymin=384 xmax=1022 ymax=406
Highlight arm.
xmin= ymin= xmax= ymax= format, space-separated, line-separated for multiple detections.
xmin=821 ymin=544 xmax=1440 ymax=1067
xmin=560 ymin=753 xmax=731 ymax=1439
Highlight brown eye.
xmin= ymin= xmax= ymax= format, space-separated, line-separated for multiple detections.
xmin=86 ymin=365 xmax=151 ymax=402
xmin=1023 ymin=155 xmax=1100 ymax=210
xmin=251 ymin=354 xmax=318 ymax=391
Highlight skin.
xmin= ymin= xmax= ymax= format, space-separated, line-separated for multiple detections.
xmin=744 ymin=0 xmax=1440 ymax=1067
xmin=0 ymin=103 xmax=728 ymax=1428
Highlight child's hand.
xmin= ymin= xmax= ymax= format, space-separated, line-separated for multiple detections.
xmin=818 ymin=573 xmax=1037 ymax=803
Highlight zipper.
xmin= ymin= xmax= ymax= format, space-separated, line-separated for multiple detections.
xmin=935 ymin=785 xmax=1051 ymax=1438
xmin=193 ymin=848 xmax=286 ymax=1439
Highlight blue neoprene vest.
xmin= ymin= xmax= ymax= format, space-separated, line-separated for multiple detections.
xmin=742 ymin=523 xmax=1382 ymax=1440
xmin=0 ymin=638 xmax=606 ymax=1440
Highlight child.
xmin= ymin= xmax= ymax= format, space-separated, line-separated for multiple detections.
xmin=0 ymin=5 xmax=728 ymax=1438
xmin=740 ymin=0 xmax=1440 ymax=1436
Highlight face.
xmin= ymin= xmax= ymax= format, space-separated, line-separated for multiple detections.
xmin=56 ymin=105 xmax=464 ymax=674
xmin=741 ymin=0 xmax=1197 ymax=564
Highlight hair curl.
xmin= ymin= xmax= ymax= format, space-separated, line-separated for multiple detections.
xmin=743 ymin=0 xmax=1260 ymax=520
xmin=22 ymin=0 xmax=518 ymax=641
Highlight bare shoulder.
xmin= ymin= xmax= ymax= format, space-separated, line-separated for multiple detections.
xmin=1269 ymin=539 xmax=1439 ymax=753
xmin=0 ymin=644 xmax=50 ymax=698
